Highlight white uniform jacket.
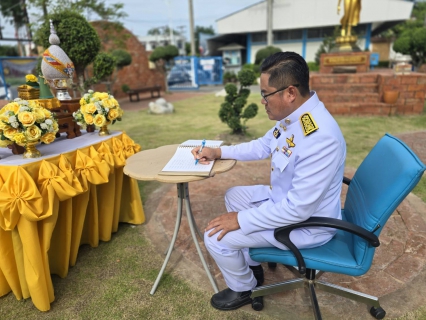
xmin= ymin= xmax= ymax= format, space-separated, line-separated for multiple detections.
xmin=220 ymin=92 xmax=346 ymax=248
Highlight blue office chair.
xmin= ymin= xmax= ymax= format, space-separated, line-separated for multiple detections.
xmin=249 ymin=134 xmax=426 ymax=319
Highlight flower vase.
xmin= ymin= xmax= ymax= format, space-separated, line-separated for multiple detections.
xmin=98 ymin=125 xmax=110 ymax=136
xmin=22 ymin=142 xmax=41 ymax=159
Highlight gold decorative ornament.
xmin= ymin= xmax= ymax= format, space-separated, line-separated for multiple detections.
xmin=300 ymin=112 xmax=319 ymax=136
xmin=98 ymin=125 xmax=110 ymax=136
xmin=21 ymin=141 xmax=42 ymax=158
xmin=41 ymin=20 xmax=75 ymax=101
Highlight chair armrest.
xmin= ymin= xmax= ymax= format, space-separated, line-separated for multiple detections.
xmin=274 ymin=217 xmax=380 ymax=275
xmin=343 ymin=176 xmax=351 ymax=185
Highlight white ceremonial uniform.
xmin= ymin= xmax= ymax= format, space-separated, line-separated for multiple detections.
xmin=204 ymin=91 xmax=346 ymax=292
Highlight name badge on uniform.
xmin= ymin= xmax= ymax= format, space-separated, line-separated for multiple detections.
xmin=273 ymin=127 xmax=281 ymax=139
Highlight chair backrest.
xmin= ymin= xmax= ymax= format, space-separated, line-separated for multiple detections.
xmin=344 ymin=134 xmax=425 ymax=265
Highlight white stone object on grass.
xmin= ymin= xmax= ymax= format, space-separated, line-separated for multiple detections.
xmin=215 ymin=89 xmax=227 ymax=97
xmin=148 ymin=98 xmax=174 ymax=114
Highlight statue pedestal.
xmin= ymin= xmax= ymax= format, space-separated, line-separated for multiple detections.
xmin=331 ymin=35 xmax=361 ymax=53
xmin=320 ymin=52 xmax=371 ymax=74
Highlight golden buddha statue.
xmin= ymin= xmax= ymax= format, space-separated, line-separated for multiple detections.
xmin=335 ymin=0 xmax=362 ymax=51
xmin=338 ymin=0 xmax=361 ymax=37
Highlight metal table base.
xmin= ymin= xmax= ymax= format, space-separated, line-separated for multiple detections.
xmin=150 ymin=182 xmax=219 ymax=295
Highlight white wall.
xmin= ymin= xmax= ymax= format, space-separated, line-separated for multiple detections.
xmin=251 ymin=43 xmax=303 ymax=63
xmin=305 ymin=41 xmax=322 ymax=63
xmin=218 ymin=0 xmax=413 ymax=34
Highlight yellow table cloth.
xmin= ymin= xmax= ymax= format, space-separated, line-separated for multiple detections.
xmin=0 ymin=131 xmax=145 ymax=311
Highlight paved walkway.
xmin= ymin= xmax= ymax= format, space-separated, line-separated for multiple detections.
xmin=125 ymin=88 xmax=426 ymax=319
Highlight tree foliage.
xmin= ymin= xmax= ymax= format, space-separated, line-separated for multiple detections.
xmin=393 ymin=2 xmax=426 ymax=68
xmin=93 ymin=52 xmax=116 ymax=81
xmin=184 ymin=25 xmax=215 ymax=55
xmin=147 ymin=26 xmax=180 ymax=36
xmin=0 ymin=0 xmax=27 ymax=28
xmin=33 ymin=11 xmax=101 ymax=92
xmin=219 ymin=69 xmax=258 ymax=134
xmin=27 ymin=0 xmax=126 ymax=21
xmin=254 ymin=46 xmax=282 ymax=65
xmin=314 ymin=26 xmax=340 ymax=64
xmin=0 ymin=45 xmax=19 ymax=56
xmin=111 ymin=49 xmax=132 ymax=69
xmin=149 ymin=45 xmax=179 ymax=63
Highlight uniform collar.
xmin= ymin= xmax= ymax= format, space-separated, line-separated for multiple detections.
xmin=276 ymin=91 xmax=319 ymax=129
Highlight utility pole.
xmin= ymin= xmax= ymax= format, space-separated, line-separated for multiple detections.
xmin=188 ymin=0 xmax=196 ymax=56
xmin=267 ymin=0 xmax=273 ymax=46
xmin=165 ymin=0 xmax=175 ymax=45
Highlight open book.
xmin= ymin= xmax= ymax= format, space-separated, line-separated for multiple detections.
xmin=159 ymin=140 xmax=223 ymax=176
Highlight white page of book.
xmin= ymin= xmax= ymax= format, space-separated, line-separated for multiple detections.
xmin=161 ymin=147 xmax=214 ymax=173
xmin=181 ymin=140 xmax=223 ymax=148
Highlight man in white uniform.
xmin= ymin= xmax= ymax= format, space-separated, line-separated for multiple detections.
xmin=192 ymin=52 xmax=346 ymax=311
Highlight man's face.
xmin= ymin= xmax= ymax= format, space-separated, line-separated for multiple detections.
xmin=260 ymin=73 xmax=293 ymax=121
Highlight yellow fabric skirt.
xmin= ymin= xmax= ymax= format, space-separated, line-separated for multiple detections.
xmin=0 ymin=132 xmax=145 ymax=311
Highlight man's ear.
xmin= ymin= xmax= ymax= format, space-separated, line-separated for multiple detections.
xmin=287 ymin=86 xmax=297 ymax=102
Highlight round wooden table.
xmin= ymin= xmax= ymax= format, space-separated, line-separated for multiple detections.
xmin=124 ymin=144 xmax=236 ymax=294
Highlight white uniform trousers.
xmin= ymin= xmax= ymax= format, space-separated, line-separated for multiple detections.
xmin=204 ymin=185 xmax=334 ymax=292
xmin=204 ymin=185 xmax=273 ymax=292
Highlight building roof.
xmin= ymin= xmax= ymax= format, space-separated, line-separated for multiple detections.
xmin=217 ymin=0 xmax=414 ymax=34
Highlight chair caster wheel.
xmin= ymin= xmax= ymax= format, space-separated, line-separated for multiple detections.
xmin=370 ymin=306 xmax=386 ymax=319
xmin=267 ymin=262 xmax=277 ymax=269
xmin=252 ymin=296 xmax=263 ymax=311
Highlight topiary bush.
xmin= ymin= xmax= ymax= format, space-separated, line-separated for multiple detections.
xmin=93 ymin=52 xmax=117 ymax=81
xmin=121 ymin=84 xmax=130 ymax=93
xmin=242 ymin=63 xmax=261 ymax=83
xmin=254 ymin=46 xmax=282 ymax=65
xmin=111 ymin=49 xmax=132 ymax=69
xmin=307 ymin=61 xmax=319 ymax=72
xmin=219 ymin=69 xmax=259 ymax=134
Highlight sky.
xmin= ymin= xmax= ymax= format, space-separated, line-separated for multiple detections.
xmin=0 ymin=0 xmax=262 ymax=45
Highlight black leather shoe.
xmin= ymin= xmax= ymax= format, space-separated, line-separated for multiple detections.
xmin=210 ymin=288 xmax=252 ymax=310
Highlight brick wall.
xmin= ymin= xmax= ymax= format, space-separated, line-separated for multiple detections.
xmin=90 ymin=21 xmax=164 ymax=99
xmin=310 ymin=72 xmax=426 ymax=116
xmin=377 ymin=73 xmax=426 ymax=115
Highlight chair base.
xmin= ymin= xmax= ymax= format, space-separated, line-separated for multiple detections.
xmin=251 ymin=267 xmax=386 ymax=320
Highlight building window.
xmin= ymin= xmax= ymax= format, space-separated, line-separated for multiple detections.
xmin=307 ymin=26 xmax=338 ymax=39
xmin=223 ymin=50 xmax=241 ymax=66
xmin=252 ymin=32 xmax=267 ymax=42
xmin=306 ymin=24 xmax=366 ymax=39
xmin=274 ymin=29 xmax=303 ymax=41
xmin=353 ymin=24 xmax=367 ymax=37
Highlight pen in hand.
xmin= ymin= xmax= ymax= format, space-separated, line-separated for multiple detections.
xmin=195 ymin=139 xmax=206 ymax=165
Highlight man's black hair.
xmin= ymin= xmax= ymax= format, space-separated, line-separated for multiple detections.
xmin=260 ymin=51 xmax=310 ymax=97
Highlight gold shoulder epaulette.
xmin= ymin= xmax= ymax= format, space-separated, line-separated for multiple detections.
xmin=300 ymin=112 xmax=319 ymax=136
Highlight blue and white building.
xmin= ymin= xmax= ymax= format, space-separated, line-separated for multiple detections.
xmin=208 ymin=0 xmax=414 ymax=72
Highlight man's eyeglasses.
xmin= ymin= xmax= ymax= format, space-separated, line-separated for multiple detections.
xmin=261 ymin=84 xmax=299 ymax=103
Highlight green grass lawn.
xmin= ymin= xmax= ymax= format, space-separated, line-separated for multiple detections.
xmin=1 ymin=92 xmax=425 ymax=319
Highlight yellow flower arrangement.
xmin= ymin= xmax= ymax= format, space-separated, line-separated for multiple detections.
xmin=0 ymin=98 xmax=59 ymax=147
xmin=25 ymin=74 xmax=38 ymax=84
xmin=73 ymin=90 xmax=123 ymax=129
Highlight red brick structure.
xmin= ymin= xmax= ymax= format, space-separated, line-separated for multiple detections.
xmin=90 ymin=21 xmax=164 ymax=99
xmin=310 ymin=72 xmax=426 ymax=115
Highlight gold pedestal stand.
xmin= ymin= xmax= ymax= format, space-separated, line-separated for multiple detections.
xmin=332 ymin=35 xmax=361 ymax=53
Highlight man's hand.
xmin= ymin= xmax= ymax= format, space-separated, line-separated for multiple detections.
xmin=205 ymin=212 xmax=240 ymax=241
xmin=191 ymin=146 xmax=221 ymax=164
